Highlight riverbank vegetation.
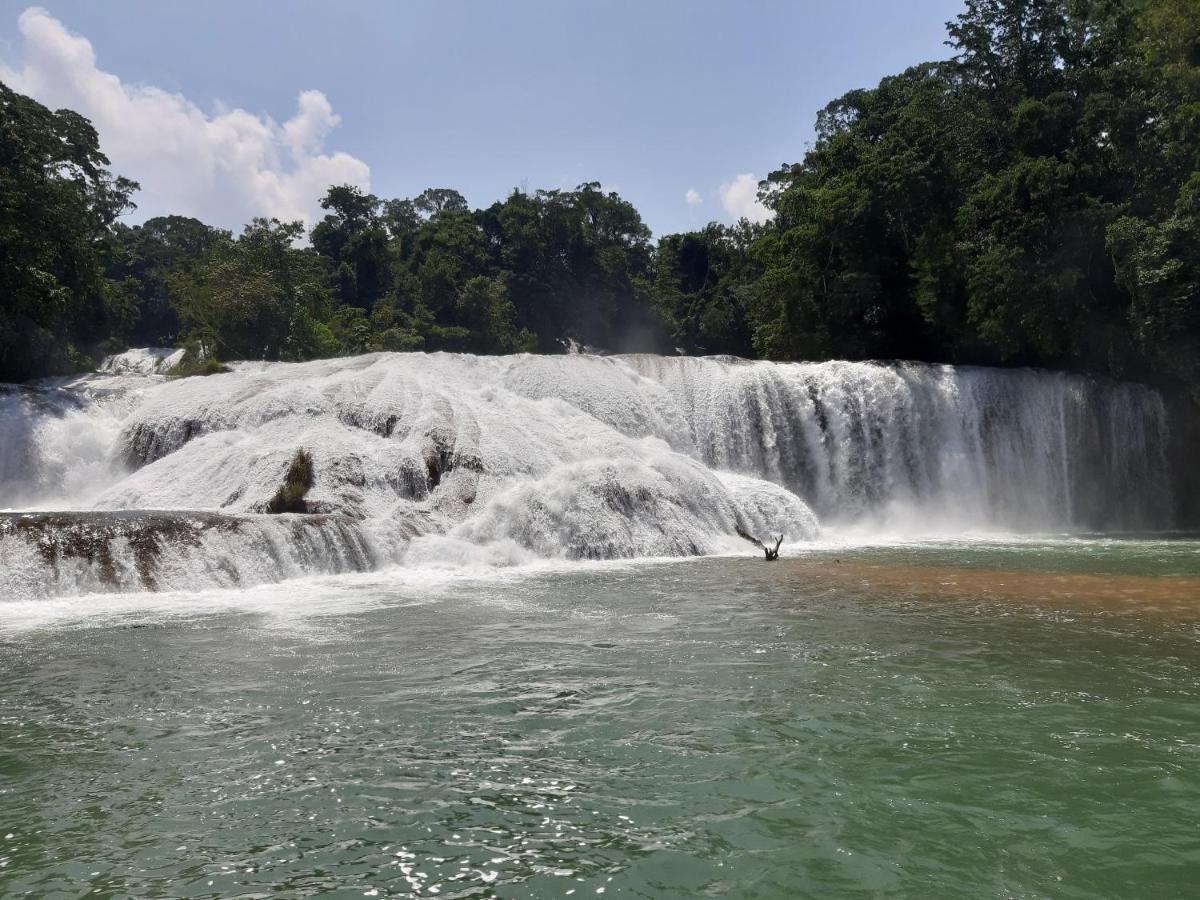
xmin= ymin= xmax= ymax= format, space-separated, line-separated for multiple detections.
xmin=1 ymin=0 xmax=1196 ymax=399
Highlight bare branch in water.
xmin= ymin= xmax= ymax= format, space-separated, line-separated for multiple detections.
xmin=737 ymin=526 xmax=783 ymax=561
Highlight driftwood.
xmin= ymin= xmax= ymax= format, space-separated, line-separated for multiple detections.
xmin=737 ymin=527 xmax=783 ymax=561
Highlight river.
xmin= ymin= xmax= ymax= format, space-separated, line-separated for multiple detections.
xmin=1 ymin=352 xmax=1195 ymax=897
xmin=3 ymin=540 xmax=1199 ymax=897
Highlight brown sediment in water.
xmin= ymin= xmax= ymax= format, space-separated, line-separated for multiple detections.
xmin=764 ymin=557 xmax=1200 ymax=618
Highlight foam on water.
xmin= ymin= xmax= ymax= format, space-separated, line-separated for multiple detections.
xmin=0 ymin=351 xmax=1178 ymax=600
xmin=0 ymin=551 xmax=692 ymax=633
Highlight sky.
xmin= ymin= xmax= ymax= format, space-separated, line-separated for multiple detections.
xmin=0 ymin=1 xmax=965 ymax=237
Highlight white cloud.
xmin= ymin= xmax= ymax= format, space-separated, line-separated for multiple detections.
xmin=718 ymin=173 xmax=773 ymax=225
xmin=0 ymin=6 xmax=370 ymax=229
xmin=685 ymin=188 xmax=702 ymax=207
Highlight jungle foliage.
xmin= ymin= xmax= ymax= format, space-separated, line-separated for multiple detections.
xmin=1 ymin=0 xmax=1196 ymax=399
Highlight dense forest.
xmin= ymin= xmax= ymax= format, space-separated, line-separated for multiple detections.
xmin=1 ymin=0 xmax=1197 ymax=399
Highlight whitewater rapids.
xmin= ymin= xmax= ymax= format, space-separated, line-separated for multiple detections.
xmin=0 ymin=350 xmax=1176 ymax=597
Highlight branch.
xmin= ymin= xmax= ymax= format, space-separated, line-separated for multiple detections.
xmin=737 ymin=526 xmax=783 ymax=560
xmin=736 ymin=526 xmax=766 ymax=552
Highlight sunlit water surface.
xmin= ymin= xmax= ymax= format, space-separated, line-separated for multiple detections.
xmin=2 ymin=538 xmax=1199 ymax=898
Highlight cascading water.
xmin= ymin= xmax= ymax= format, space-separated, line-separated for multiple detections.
xmin=626 ymin=355 xmax=1172 ymax=531
xmin=0 ymin=351 xmax=1176 ymax=598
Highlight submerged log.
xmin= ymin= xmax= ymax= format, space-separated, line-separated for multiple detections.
xmin=737 ymin=527 xmax=783 ymax=561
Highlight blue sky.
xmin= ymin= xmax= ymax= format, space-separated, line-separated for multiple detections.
xmin=0 ymin=1 xmax=964 ymax=236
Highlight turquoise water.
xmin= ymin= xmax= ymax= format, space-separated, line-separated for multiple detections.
xmin=2 ymin=540 xmax=1199 ymax=898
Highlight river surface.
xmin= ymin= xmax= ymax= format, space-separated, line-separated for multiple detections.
xmin=2 ymin=537 xmax=1199 ymax=898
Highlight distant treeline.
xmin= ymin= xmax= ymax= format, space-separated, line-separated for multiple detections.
xmin=1 ymin=0 xmax=1197 ymax=398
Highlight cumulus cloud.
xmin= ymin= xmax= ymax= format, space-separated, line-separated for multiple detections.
xmin=685 ymin=188 xmax=702 ymax=207
xmin=0 ymin=6 xmax=370 ymax=228
xmin=718 ymin=173 xmax=773 ymax=225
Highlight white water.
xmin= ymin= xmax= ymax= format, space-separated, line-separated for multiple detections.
xmin=0 ymin=351 xmax=1174 ymax=598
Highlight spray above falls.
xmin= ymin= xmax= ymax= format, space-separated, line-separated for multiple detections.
xmin=0 ymin=351 xmax=1176 ymax=597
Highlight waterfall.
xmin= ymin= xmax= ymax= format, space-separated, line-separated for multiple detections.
xmin=624 ymin=356 xmax=1171 ymax=531
xmin=0 ymin=511 xmax=376 ymax=598
xmin=0 ymin=351 xmax=1177 ymax=597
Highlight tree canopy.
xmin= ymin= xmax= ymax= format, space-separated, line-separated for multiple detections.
xmin=1 ymin=0 xmax=1197 ymax=402
xmin=0 ymin=82 xmax=138 ymax=379
xmin=751 ymin=0 xmax=1200 ymax=397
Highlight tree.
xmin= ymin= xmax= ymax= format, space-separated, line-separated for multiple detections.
xmin=5 ymin=2 xmax=1199 ymax=402
xmin=744 ymin=0 xmax=1198 ymax=395
xmin=947 ymin=0 xmax=1072 ymax=106
xmin=310 ymin=185 xmax=390 ymax=310
xmin=413 ymin=188 xmax=469 ymax=219
xmin=654 ymin=223 xmax=756 ymax=356
xmin=752 ymin=62 xmax=966 ymax=363
xmin=455 ymin=275 xmax=536 ymax=353
xmin=479 ymin=184 xmax=663 ymax=351
xmin=172 ymin=218 xmax=337 ymax=361
xmin=0 ymin=82 xmax=138 ymax=379
xmin=106 ymin=215 xmax=227 ymax=345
